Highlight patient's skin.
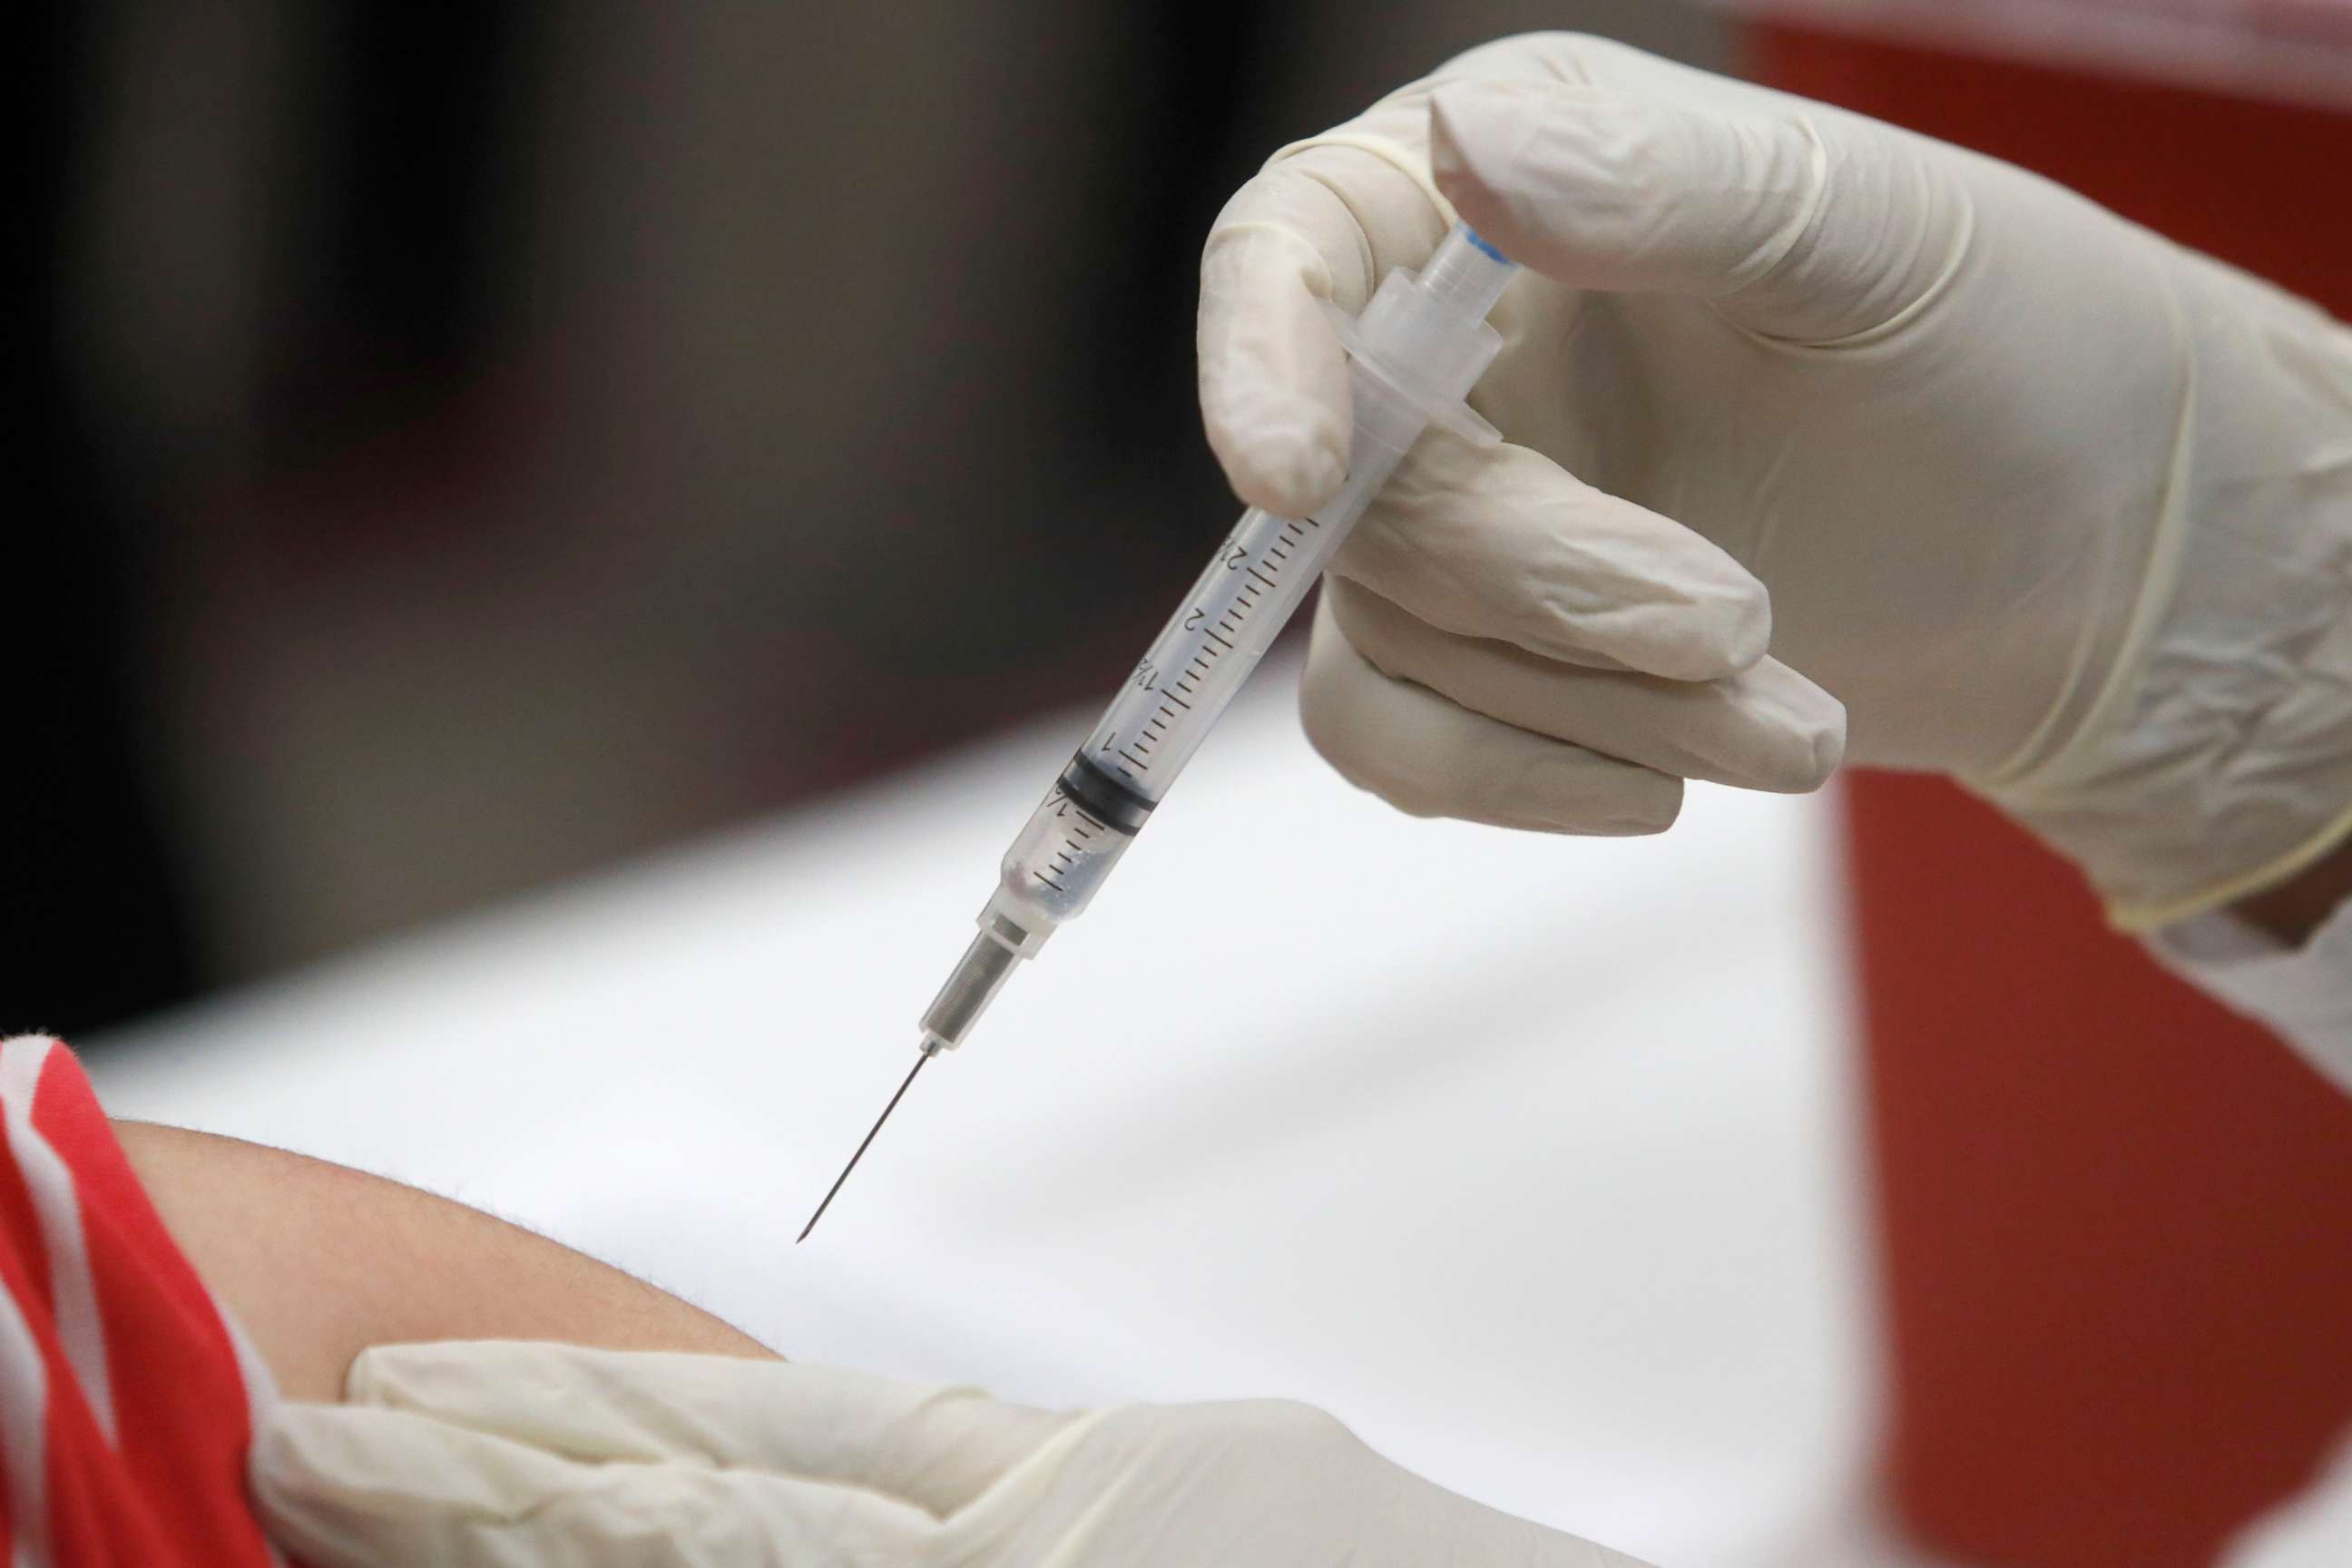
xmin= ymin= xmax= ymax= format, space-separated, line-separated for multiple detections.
xmin=115 ymin=1122 xmax=773 ymax=1401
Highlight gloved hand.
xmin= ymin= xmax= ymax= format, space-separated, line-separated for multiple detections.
xmin=250 ymin=1340 xmax=1652 ymax=1566
xmin=1200 ymin=33 xmax=2352 ymax=929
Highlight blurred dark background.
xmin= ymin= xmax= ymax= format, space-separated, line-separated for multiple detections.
xmin=14 ymin=3 xmax=1726 ymax=1034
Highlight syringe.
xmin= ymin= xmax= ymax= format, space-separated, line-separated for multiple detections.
xmin=799 ymin=223 xmax=1517 ymax=1240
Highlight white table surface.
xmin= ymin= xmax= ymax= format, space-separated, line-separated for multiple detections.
xmin=88 ymin=656 xmax=1878 ymax=1565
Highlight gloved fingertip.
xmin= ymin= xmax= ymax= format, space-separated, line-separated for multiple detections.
xmin=1196 ymin=269 xmax=1352 ymax=515
xmin=1214 ymin=417 xmax=1348 ymax=519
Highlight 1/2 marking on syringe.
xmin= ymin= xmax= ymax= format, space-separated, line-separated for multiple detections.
xmin=1246 ymin=566 xmax=1279 ymax=589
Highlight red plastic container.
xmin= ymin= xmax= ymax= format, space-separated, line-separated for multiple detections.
xmin=1745 ymin=22 xmax=2352 ymax=1566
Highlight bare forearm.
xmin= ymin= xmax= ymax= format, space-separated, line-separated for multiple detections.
xmin=114 ymin=1122 xmax=772 ymax=1401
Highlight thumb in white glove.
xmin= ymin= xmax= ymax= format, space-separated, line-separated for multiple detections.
xmin=251 ymin=1340 xmax=1653 ymax=1567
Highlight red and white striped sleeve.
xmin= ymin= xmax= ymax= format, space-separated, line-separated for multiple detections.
xmin=0 ymin=1034 xmax=289 ymax=1566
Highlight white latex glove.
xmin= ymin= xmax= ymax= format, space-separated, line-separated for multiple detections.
xmin=1200 ymin=33 xmax=2352 ymax=928
xmin=251 ymin=1341 xmax=1652 ymax=1566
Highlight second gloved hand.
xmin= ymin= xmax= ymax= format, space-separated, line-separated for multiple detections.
xmin=1200 ymin=34 xmax=2352 ymax=928
xmin=252 ymin=1340 xmax=1652 ymax=1566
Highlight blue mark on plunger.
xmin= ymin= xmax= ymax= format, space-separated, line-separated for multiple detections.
xmin=1462 ymin=227 xmax=1509 ymax=264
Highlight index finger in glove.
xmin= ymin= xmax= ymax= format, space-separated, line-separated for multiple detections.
xmin=346 ymin=1342 xmax=1077 ymax=1521
xmin=253 ymin=1401 xmax=942 ymax=1567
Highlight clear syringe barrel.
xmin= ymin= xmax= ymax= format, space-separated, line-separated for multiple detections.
xmin=920 ymin=224 xmax=1515 ymax=1053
